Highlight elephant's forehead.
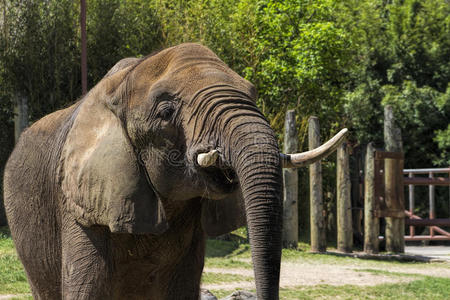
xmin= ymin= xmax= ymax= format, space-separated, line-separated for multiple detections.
xmin=167 ymin=62 xmax=248 ymax=95
xmin=132 ymin=43 xmax=255 ymax=103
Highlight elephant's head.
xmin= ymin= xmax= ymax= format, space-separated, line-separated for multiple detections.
xmin=60 ymin=43 xmax=347 ymax=299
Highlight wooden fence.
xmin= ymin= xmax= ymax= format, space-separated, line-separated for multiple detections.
xmin=282 ymin=113 xmax=352 ymax=253
xmin=284 ymin=105 xmax=449 ymax=254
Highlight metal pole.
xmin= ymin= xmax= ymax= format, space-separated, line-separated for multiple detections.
xmin=81 ymin=0 xmax=87 ymax=95
xmin=429 ymin=172 xmax=435 ymax=237
xmin=408 ymin=172 xmax=414 ymax=237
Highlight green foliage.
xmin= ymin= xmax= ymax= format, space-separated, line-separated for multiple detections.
xmin=386 ymin=0 xmax=450 ymax=91
xmin=341 ymin=0 xmax=450 ymax=167
xmin=235 ymin=0 xmax=351 ymax=144
xmin=0 ymin=1 xmax=164 ymax=222
xmin=1 ymin=0 xmax=164 ymax=121
xmin=381 ymin=81 xmax=450 ymax=167
xmin=2 ymin=0 xmax=447 ymax=163
xmin=2 ymin=0 xmax=80 ymax=119
xmin=434 ymin=124 xmax=450 ymax=166
xmin=87 ymin=0 xmax=163 ymax=85
xmin=152 ymin=0 xmax=352 ymax=146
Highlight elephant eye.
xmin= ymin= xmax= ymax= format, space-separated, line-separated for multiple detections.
xmin=157 ymin=104 xmax=175 ymax=121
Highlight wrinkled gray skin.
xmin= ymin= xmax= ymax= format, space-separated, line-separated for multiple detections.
xmin=4 ymin=44 xmax=282 ymax=299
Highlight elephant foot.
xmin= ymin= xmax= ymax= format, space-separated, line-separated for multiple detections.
xmin=201 ymin=289 xmax=218 ymax=300
xmin=201 ymin=290 xmax=257 ymax=300
xmin=222 ymin=291 xmax=257 ymax=300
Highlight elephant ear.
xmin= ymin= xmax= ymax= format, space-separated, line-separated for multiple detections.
xmin=61 ymin=77 xmax=168 ymax=234
xmin=201 ymin=190 xmax=246 ymax=237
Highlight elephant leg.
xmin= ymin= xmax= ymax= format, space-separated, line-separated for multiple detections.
xmin=165 ymin=227 xmax=206 ymax=300
xmin=61 ymin=216 xmax=113 ymax=299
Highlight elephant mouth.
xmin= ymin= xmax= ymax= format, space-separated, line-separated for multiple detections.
xmin=201 ymin=166 xmax=238 ymax=194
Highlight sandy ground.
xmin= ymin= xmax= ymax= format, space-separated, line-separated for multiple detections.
xmin=202 ymin=250 xmax=450 ymax=291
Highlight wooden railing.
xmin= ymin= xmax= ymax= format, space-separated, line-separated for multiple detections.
xmin=404 ymin=167 xmax=450 ymax=241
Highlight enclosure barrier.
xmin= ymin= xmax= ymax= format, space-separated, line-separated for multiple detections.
xmin=364 ymin=159 xmax=450 ymax=252
xmin=404 ymin=167 xmax=450 ymax=241
xmin=285 ymin=108 xmax=449 ymax=254
xmin=364 ymin=106 xmax=406 ymax=253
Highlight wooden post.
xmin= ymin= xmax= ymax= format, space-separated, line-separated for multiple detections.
xmin=364 ymin=143 xmax=379 ymax=253
xmin=282 ymin=110 xmax=298 ymax=248
xmin=337 ymin=142 xmax=352 ymax=253
xmin=14 ymin=93 xmax=28 ymax=143
xmin=384 ymin=105 xmax=405 ymax=253
xmin=309 ymin=116 xmax=326 ymax=253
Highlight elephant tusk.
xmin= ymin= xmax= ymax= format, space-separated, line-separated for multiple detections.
xmin=197 ymin=149 xmax=219 ymax=167
xmin=280 ymin=128 xmax=349 ymax=168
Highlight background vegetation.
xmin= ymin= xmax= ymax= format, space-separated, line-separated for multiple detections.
xmin=0 ymin=0 xmax=449 ymax=235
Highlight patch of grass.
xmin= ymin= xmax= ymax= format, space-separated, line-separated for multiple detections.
xmin=231 ymin=227 xmax=248 ymax=240
xmin=205 ymin=239 xmax=240 ymax=258
xmin=0 ymin=229 xmax=31 ymax=295
xmin=205 ymin=257 xmax=253 ymax=269
xmin=0 ymin=235 xmax=16 ymax=256
xmin=210 ymin=277 xmax=450 ymax=299
xmin=356 ymin=268 xmax=421 ymax=278
xmin=276 ymin=276 xmax=450 ymax=299
xmin=10 ymin=295 xmax=32 ymax=300
xmin=202 ymin=272 xmax=253 ymax=284
xmin=204 ymin=237 xmax=445 ymax=271
xmin=205 ymin=239 xmax=253 ymax=268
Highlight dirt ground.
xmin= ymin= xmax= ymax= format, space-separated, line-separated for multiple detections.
xmin=202 ymin=252 xmax=450 ymax=291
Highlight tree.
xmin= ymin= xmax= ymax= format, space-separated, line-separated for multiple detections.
xmin=340 ymin=0 xmax=450 ymax=167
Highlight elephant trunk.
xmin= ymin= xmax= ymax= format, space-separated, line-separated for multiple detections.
xmin=224 ymin=118 xmax=283 ymax=300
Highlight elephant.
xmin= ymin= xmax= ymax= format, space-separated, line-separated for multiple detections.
xmin=3 ymin=43 xmax=347 ymax=300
